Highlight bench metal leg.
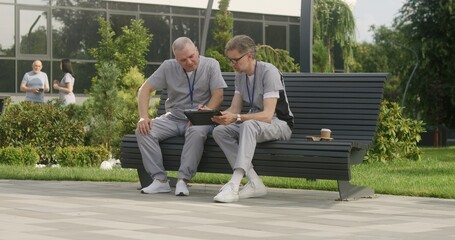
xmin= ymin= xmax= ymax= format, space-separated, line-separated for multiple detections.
xmin=137 ymin=168 xmax=153 ymax=189
xmin=337 ymin=180 xmax=374 ymax=201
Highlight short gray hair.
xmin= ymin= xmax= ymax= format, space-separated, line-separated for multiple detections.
xmin=172 ymin=37 xmax=196 ymax=52
xmin=225 ymin=35 xmax=256 ymax=56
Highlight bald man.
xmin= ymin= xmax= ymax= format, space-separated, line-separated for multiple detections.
xmin=20 ymin=60 xmax=50 ymax=103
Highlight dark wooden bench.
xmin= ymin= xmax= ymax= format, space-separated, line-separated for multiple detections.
xmin=120 ymin=72 xmax=388 ymax=200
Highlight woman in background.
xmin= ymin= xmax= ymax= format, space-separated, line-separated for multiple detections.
xmin=53 ymin=58 xmax=76 ymax=105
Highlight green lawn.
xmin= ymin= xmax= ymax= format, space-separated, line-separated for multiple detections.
xmin=1 ymin=146 xmax=454 ymax=199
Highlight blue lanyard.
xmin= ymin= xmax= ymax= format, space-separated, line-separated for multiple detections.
xmin=246 ymin=61 xmax=258 ymax=111
xmin=185 ymin=69 xmax=197 ymax=107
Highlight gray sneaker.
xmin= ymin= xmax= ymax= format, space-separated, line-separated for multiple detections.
xmin=141 ymin=179 xmax=171 ymax=194
xmin=239 ymin=179 xmax=267 ymax=199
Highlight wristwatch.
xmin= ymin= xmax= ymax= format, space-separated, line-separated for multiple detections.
xmin=236 ymin=114 xmax=242 ymax=124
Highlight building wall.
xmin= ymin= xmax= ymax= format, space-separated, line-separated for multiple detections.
xmin=0 ymin=0 xmax=300 ymax=97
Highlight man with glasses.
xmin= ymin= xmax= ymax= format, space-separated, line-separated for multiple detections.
xmin=211 ymin=35 xmax=294 ymax=203
xmin=136 ymin=37 xmax=227 ymax=196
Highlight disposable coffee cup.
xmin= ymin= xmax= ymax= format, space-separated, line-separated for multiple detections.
xmin=320 ymin=128 xmax=332 ymax=139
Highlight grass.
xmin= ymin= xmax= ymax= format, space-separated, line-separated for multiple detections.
xmin=0 ymin=146 xmax=454 ymax=199
xmin=351 ymin=146 xmax=455 ymax=199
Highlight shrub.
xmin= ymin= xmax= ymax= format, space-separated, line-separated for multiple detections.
xmin=256 ymin=45 xmax=300 ymax=73
xmin=21 ymin=145 xmax=40 ymax=166
xmin=365 ymin=100 xmax=425 ymax=162
xmin=0 ymin=101 xmax=85 ymax=164
xmin=55 ymin=146 xmax=109 ymax=167
xmin=0 ymin=146 xmax=39 ymax=166
xmin=0 ymin=147 xmax=23 ymax=165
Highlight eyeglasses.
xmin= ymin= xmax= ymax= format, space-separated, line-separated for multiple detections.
xmin=227 ymin=52 xmax=248 ymax=64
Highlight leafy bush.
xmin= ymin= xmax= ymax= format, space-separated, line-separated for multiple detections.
xmin=0 ymin=100 xmax=85 ymax=164
xmin=205 ymin=48 xmax=232 ymax=72
xmin=22 ymin=145 xmax=40 ymax=166
xmin=365 ymin=100 xmax=425 ymax=162
xmin=256 ymin=45 xmax=300 ymax=73
xmin=0 ymin=147 xmax=23 ymax=165
xmin=55 ymin=146 xmax=109 ymax=167
xmin=0 ymin=146 xmax=39 ymax=166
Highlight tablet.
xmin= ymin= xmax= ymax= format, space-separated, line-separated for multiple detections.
xmin=184 ymin=110 xmax=222 ymax=125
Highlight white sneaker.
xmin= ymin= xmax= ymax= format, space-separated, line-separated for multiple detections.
xmin=239 ymin=179 xmax=267 ymax=199
xmin=213 ymin=182 xmax=239 ymax=203
xmin=175 ymin=179 xmax=189 ymax=196
xmin=141 ymin=179 xmax=171 ymax=194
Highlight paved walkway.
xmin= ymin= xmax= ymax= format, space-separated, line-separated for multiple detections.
xmin=1 ymin=180 xmax=454 ymax=240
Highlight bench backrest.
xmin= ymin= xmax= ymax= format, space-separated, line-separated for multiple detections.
xmin=157 ymin=72 xmax=388 ymax=144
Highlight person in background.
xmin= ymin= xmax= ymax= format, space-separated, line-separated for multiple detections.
xmin=20 ymin=60 xmax=50 ymax=103
xmin=211 ymin=35 xmax=294 ymax=203
xmin=53 ymin=58 xmax=76 ymax=105
xmin=135 ymin=37 xmax=227 ymax=196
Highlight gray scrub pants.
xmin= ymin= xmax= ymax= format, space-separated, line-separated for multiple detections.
xmin=135 ymin=113 xmax=213 ymax=181
xmin=212 ymin=117 xmax=292 ymax=174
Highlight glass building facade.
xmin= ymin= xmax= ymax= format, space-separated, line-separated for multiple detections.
xmin=0 ymin=0 xmax=300 ymax=96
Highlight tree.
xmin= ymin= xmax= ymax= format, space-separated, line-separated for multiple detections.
xmin=313 ymin=0 xmax=356 ymax=72
xmin=312 ymin=39 xmax=330 ymax=72
xmin=87 ymin=17 xmax=153 ymax=155
xmin=394 ymin=0 xmax=455 ymax=128
xmin=351 ymin=25 xmax=412 ymax=102
xmin=86 ymin=62 xmax=122 ymax=152
xmin=256 ymin=45 xmax=300 ymax=73
xmin=52 ymin=1 xmax=104 ymax=59
xmin=89 ymin=17 xmax=152 ymax=82
xmin=206 ymin=0 xmax=233 ymax=71
xmin=19 ymin=26 xmax=47 ymax=55
xmin=212 ymin=0 xmax=233 ymax=53
xmin=112 ymin=67 xmax=147 ymax=157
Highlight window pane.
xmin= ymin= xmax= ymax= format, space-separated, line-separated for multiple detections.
xmin=172 ymin=17 xmax=200 ymax=46
xmin=52 ymin=9 xmax=103 ymax=59
xmin=265 ymin=25 xmax=286 ymax=49
xmin=144 ymin=64 xmax=159 ymax=79
xmin=142 ymin=14 xmax=170 ymax=62
xmin=290 ymin=17 xmax=300 ymax=23
xmin=0 ymin=60 xmax=15 ymax=93
xmin=17 ymin=60 xmax=51 ymax=93
xmin=233 ymin=12 xmax=262 ymax=20
xmin=72 ymin=61 xmax=95 ymax=94
xmin=0 ymin=5 xmax=15 ymax=57
xmin=110 ymin=14 xmax=136 ymax=36
xmin=18 ymin=0 xmax=49 ymax=6
xmin=264 ymin=14 xmax=288 ymax=22
xmin=172 ymin=6 xmax=199 ymax=15
xmin=52 ymin=0 xmax=106 ymax=8
xmin=289 ymin=25 xmax=300 ymax=63
xmin=201 ymin=19 xmax=216 ymax=50
xmin=140 ymin=4 xmax=170 ymax=14
xmin=234 ymin=21 xmax=263 ymax=44
xmin=108 ymin=2 xmax=137 ymax=11
xmin=19 ymin=9 xmax=48 ymax=55
xmin=53 ymin=61 xmax=94 ymax=94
